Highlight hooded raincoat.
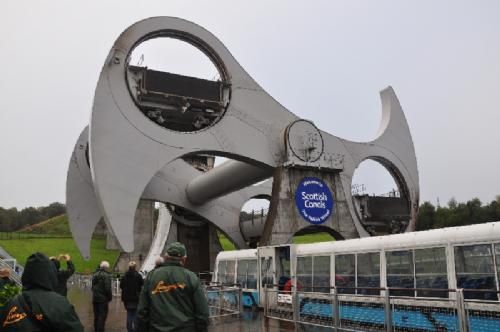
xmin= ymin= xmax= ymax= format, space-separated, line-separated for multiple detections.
xmin=0 ymin=252 xmax=83 ymax=332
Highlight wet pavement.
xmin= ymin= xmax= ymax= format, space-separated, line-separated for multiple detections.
xmin=67 ymin=286 xmax=295 ymax=332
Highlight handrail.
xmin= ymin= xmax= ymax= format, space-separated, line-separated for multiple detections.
xmin=265 ymin=284 xmax=500 ymax=293
xmin=0 ymin=259 xmax=21 ymax=286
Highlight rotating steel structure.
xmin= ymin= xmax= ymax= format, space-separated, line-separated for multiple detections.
xmin=66 ymin=17 xmax=419 ymax=260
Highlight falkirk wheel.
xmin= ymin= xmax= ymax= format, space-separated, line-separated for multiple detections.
xmin=66 ymin=17 xmax=419 ymax=272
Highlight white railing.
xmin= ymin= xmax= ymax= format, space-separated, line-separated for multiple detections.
xmin=265 ymin=286 xmax=500 ymax=332
xmin=0 ymin=259 xmax=21 ymax=286
xmin=69 ymin=274 xmax=122 ymax=297
xmin=205 ymin=283 xmax=243 ymax=320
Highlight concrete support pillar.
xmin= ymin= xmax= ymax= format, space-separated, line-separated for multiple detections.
xmin=261 ymin=167 xmax=359 ymax=245
xmin=106 ymin=228 xmax=121 ymax=250
xmin=160 ymin=219 xmax=222 ymax=274
xmin=209 ymin=224 xmax=223 ymax=270
xmin=111 ymin=200 xmax=154 ymax=271
xmin=175 ymin=222 xmax=209 ymax=273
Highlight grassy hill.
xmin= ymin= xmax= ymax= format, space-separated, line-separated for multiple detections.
xmin=2 ymin=213 xmax=335 ymax=273
xmin=19 ymin=214 xmax=71 ymax=234
xmin=0 ymin=214 xmax=119 ymax=274
xmin=0 ymin=238 xmax=119 ymax=275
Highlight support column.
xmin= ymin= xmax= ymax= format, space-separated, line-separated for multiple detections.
xmin=209 ymin=224 xmax=223 ymax=270
xmin=261 ymin=167 xmax=359 ymax=245
xmin=111 ymin=200 xmax=154 ymax=271
xmin=176 ymin=222 xmax=211 ymax=273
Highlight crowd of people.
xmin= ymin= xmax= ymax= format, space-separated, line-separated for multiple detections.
xmin=0 ymin=242 xmax=209 ymax=332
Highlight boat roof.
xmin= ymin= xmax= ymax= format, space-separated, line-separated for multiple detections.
xmin=296 ymin=221 xmax=500 ymax=255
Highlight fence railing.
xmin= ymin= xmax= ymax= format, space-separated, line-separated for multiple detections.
xmin=265 ymin=285 xmax=500 ymax=332
xmin=69 ymin=274 xmax=92 ymax=290
xmin=240 ymin=209 xmax=269 ymax=223
xmin=0 ymin=259 xmax=21 ymax=286
xmin=0 ymin=232 xmax=75 ymax=240
xmin=205 ymin=284 xmax=243 ymax=320
xmin=69 ymin=275 xmax=244 ymax=320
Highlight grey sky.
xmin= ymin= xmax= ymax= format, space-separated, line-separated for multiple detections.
xmin=1 ymin=0 xmax=499 ymax=209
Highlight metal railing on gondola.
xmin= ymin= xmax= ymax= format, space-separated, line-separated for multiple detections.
xmin=264 ymin=285 xmax=500 ymax=332
xmin=203 ymin=282 xmax=243 ymax=321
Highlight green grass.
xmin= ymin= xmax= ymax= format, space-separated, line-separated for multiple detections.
xmin=219 ymin=234 xmax=237 ymax=251
xmin=218 ymin=232 xmax=335 ymax=250
xmin=0 ymin=238 xmax=119 ymax=274
xmin=19 ymin=214 xmax=71 ymax=234
xmin=292 ymin=232 xmax=335 ymax=244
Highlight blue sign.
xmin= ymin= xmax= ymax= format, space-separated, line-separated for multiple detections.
xmin=295 ymin=177 xmax=334 ymax=224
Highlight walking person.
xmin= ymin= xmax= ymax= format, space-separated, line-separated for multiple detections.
xmin=136 ymin=242 xmax=209 ymax=332
xmin=50 ymin=253 xmax=76 ymax=296
xmin=120 ymin=261 xmax=144 ymax=332
xmin=0 ymin=252 xmax=83 ymax=331
xmin=92 ymin=261 xmax=112 ymax=332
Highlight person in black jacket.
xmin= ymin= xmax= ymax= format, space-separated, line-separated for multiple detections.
xmin=92 ymin=260 xmax=112 ymax=332
xmin=0 ymin=252 xmax=83 ymax=331
xmin=50 ymin=253 xmax=75 ymax=297
xmin=120 ymin=261 xmax=144 ymax=332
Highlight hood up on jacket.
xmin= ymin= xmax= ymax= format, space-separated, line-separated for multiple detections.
xmin=21 ymin=252 xmax=58 ymax=291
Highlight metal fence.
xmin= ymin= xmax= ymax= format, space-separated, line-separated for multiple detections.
xmin=112 ymin=278 xmax=121 ymax=297
xmin=0 ymin=232 xmax=73 ymax=240
xmin=0 ymin=258 xmax=21 ymax=286
xmin=205 ymin=284 xmax=243 ymax=320
xmin=265 ymin=286 xmax=500 ymax=332
xmin=69 ymin=274 xmax=92 ymax=289
xmin=68 ymin=275 xmax=124 ymax=297
xmin=68 ymin=276 xmax=243 ymax=320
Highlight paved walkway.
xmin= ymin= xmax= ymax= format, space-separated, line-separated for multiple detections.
xmin=68 ymin=287 xmax=294 ymax=332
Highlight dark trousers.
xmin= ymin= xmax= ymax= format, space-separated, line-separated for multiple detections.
xmin=93 ymin=301 xmax=109 ymax=332
xmin=126 ymin=307 xmax=137 ymax=332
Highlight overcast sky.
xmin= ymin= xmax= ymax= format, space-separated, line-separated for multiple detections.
xmin=1 ymin=0 xmax=499 ymax=209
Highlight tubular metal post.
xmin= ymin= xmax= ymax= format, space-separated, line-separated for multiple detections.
xmin=238 ymin=287 xmax=243 ymax=316
xmin=219 ymin=287 xmax=224 ymax=315
xmin=384 ymin=288 xmax=393 ymax=332
xmin=456 ymin=289 xmax=469 ymax=332
xmin=333 ymin=288 xmax=340 ymax=331
xmin=264 ymin=284 xmax=268 ymax=318
xmin=293 ymin=289 xmax=299 ymax=324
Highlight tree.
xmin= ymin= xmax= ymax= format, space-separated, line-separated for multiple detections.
xmin=448 ymin=197 xmax=457 ymax=209
xmin=416 ymin=202 xmax=435 ymax=231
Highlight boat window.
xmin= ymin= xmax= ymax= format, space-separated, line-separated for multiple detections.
xmin=225 ymin=260 xmax=236 ymax=285
xmin=495 ymin=244 xmax=500 ymax=293
xmin=261 ymin=257 xmax=274 ymax=288
xmin=277 ymin=246 xmax=291 ymax=291
xmin=237 ymin=260 xmax=248 ymax=288
xmin=247 ymin=260 xmax=258 ymax=289
xmin=415 ymin=247 xmax=448 ymax=298
xmin=335 ymin=254 xmax=355 ymax=294
xmin=313 ymin=256 xmax=331 ymax=293
xmin=386 ymin=250 xmax=414 ymax=296
xmin=357 ymin=252 xmax=380 ymax=295
xmin=217 ymin=260 xmax=226 ymax=283
xmin=455 ymin=244 xmax=497 ymax=300
xmin=297 ymin=256 xmax=313 ymax=292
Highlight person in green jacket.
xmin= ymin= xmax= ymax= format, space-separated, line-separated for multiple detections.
xmin=0 ymin=252 xmax=83 ymax=331
xmin=91 ymin=260 xmax=112 ymax=332
xmin=136 ymin=242 xmax=209 ymax=332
